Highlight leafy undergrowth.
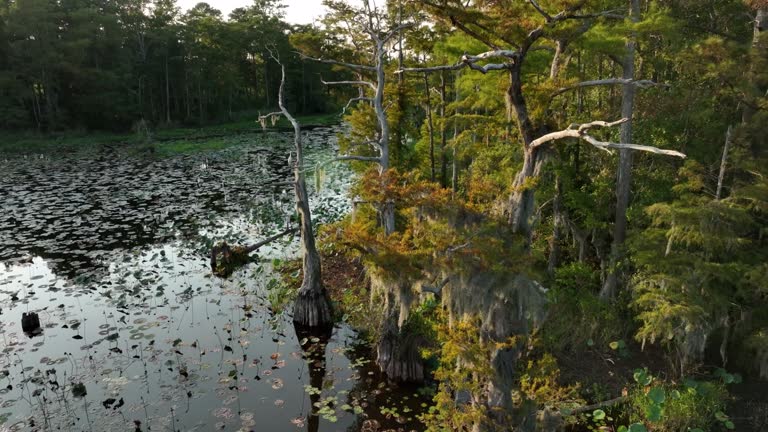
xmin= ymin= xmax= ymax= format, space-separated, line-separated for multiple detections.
xmin=0 ymin=130 xmax=135 ymax=154
xmin=155 ymin=138 xmax=232 ymax=156
xmin=275 ymin=248 xmax=374 ymax=334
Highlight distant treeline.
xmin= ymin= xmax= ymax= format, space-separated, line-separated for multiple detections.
xmin=0 ymin=0 xmax=348 ymax=131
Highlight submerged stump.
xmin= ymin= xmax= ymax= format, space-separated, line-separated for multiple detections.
xmin=210 ymin=227 xmax=298 ymax=277
xmin=21 ymin=312 xmax=41 ymax=334
xmin=210 ymin=242 xmax=253 ymax=277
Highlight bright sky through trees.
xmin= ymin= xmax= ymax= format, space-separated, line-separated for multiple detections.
xmin=177 ymin=0 xmax=333 ymax=23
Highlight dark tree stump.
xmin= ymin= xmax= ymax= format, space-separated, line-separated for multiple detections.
xmin=210 ymin=242 xmax=252 ymax=277
xmin=21 ymin=312 xmax=41 ymax=334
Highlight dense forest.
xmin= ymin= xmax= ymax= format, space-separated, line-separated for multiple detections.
xmin=0 ymin=0 xmax=353 ymax=130
xmin=2 ymin=0 xmax=768 ymax=431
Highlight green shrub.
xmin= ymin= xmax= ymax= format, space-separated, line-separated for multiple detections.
xmin=627 ymin=371 xmax=729 ymax=432
xmin=542 ymin=263 xmax=625 ymax=352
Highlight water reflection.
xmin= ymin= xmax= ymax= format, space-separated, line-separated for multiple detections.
xmin=295 ymin=323 xmax=333 ymax=432
xmin=0 ymin=129 xmax=350 ymax=279
xmin=0 ymin=130 xmax=429 ymax=431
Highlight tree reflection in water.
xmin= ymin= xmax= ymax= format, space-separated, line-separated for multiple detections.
xmin=294 ymin=323 xmax=333 ymax=432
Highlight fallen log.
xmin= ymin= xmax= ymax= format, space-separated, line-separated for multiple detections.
xmin=210 ymin=226 xmax=298 ymax=277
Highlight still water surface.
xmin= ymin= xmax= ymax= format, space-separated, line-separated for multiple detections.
xmin=0 ymin=129 xmax=427 ymax=431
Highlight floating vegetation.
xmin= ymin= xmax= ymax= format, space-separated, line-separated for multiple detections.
xmin=0 ymin=129 xmax=430 ymax=431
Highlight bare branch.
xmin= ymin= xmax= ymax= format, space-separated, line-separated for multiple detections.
xmin=258 ymin=111 xmax=283 ymax=129
xmin=383 ymin=23 xmax=416 ymax=44
xmin=332 ymin=155 xmax=382 ymax=163
xmin=259 ymin=111 xmax=282 ymax=120
xmin=529 ymin=0 xmax=553 ymax=21
xmin=320 ymin=77 xmax=377 ymax=91
xmin=466 ymin=50 xmax=519 ymax=61
xmin=211 ymin=226 xmax=298 ymax=273
xmin=447 ymin=242 xmax=471 ymax=253
xmin=398 ymin=50 xmax=517 ymax=75
xmin=551 ymin=78 xmax=668 ymax=99
xmin=530 ymin=119 xmax=686 ymax=158
xmin=343 ymin=96 xmax=374 ymax=113
xmin=421 ymin=278 xmax=450 ymax=296
xmin=530 ymin=119 xmax=627 ymax=147
xmin=582 ymin=136 xmax=687 ymax=158
xmin=466 ymin=62 xmax=511 ymax=74
xmin=298 ymin=52 xmax=376 ymax=72
xmin=244 ymin=226 xmax=298 ymax=254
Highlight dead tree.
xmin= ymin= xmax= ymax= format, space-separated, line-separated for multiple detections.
xmin=266 ymin=51 xmax=333 ymax=328
xmin=300 ymin=0 xmax=412 ymax=235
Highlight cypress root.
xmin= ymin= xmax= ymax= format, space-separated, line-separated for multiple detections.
xmin=292 ymin=288 xmax=333 ymax=329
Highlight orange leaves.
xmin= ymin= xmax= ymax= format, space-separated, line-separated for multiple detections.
xmin=352 ymin=167 xmax=450 ymax=210
xmin=341 ymin=167 xmax=518 ymax=278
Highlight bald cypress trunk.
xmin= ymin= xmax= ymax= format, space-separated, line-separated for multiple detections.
xmin=506 ymin=63 xmax=540 ymax=239
xmin=373 ymin=40 xmax=395 ymax=235
xmin=439 ymin=71 xmax=449 ymax=188
xmin=374 ymin=279 xmax=424 ymax=382
xmin=424 ymin=72 xmax=436 ymax=182
xmin=601 ymin=0 xmax=640 ymax=300
xmin=274 ymin=62 xmax=332 ymax=328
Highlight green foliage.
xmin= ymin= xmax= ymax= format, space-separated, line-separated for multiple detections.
xmin=622 ymin=368 xmax=730 ymax=432
xmin=0 ymin=0 xmax=347 ymax=132
xmin=519 ymin=353 xmax=582 ymax=408
xmin=542 ymin=263 xmax=624 ymax=352
xmin=631 ymin=159 xmax=768 ymax=374
xmin=4 ymin=0 xmax=766 ymax=428
xmin=420 ymin=319 xmax=493 ymax=432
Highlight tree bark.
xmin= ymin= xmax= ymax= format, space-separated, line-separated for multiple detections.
xmin=303 ymin=18 xmax=395 ymax=234
xmin=439 ymin=71 xmax=449 ymax=188
xmin=548 ymin=175 xmax=564 ymax=275
xmin=424 ymin=72 xmax=436 ymax=182
xmin=165 ymin=54 xmax=171 ymax=124
xmin=550 ymin=39 xmax=567 ymax=79
xmin=374 ymin=39 xmax=395 ymax=235
xmin=507 ymin=63 xmax=540 ymax=237
xmin=509 ymin=147 xmax=540 ymax=237
xmin=716 ymin=126 xmax=733 ymax=200
xmin=393 ymin=0 xmax=405 ymax=163
xmin=273 ymin=60 xmax=332 ymax=328
xmin=376 ymin=287 xmax=424 ymax=382
xmin=452 ymin=70 xmax=460 ymax=196
xmin=601 ymin=0 xmax=640 ymax=301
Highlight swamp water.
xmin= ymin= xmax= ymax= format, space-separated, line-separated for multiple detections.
xmin=0 ymin=129 xmax=428 ymax=431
